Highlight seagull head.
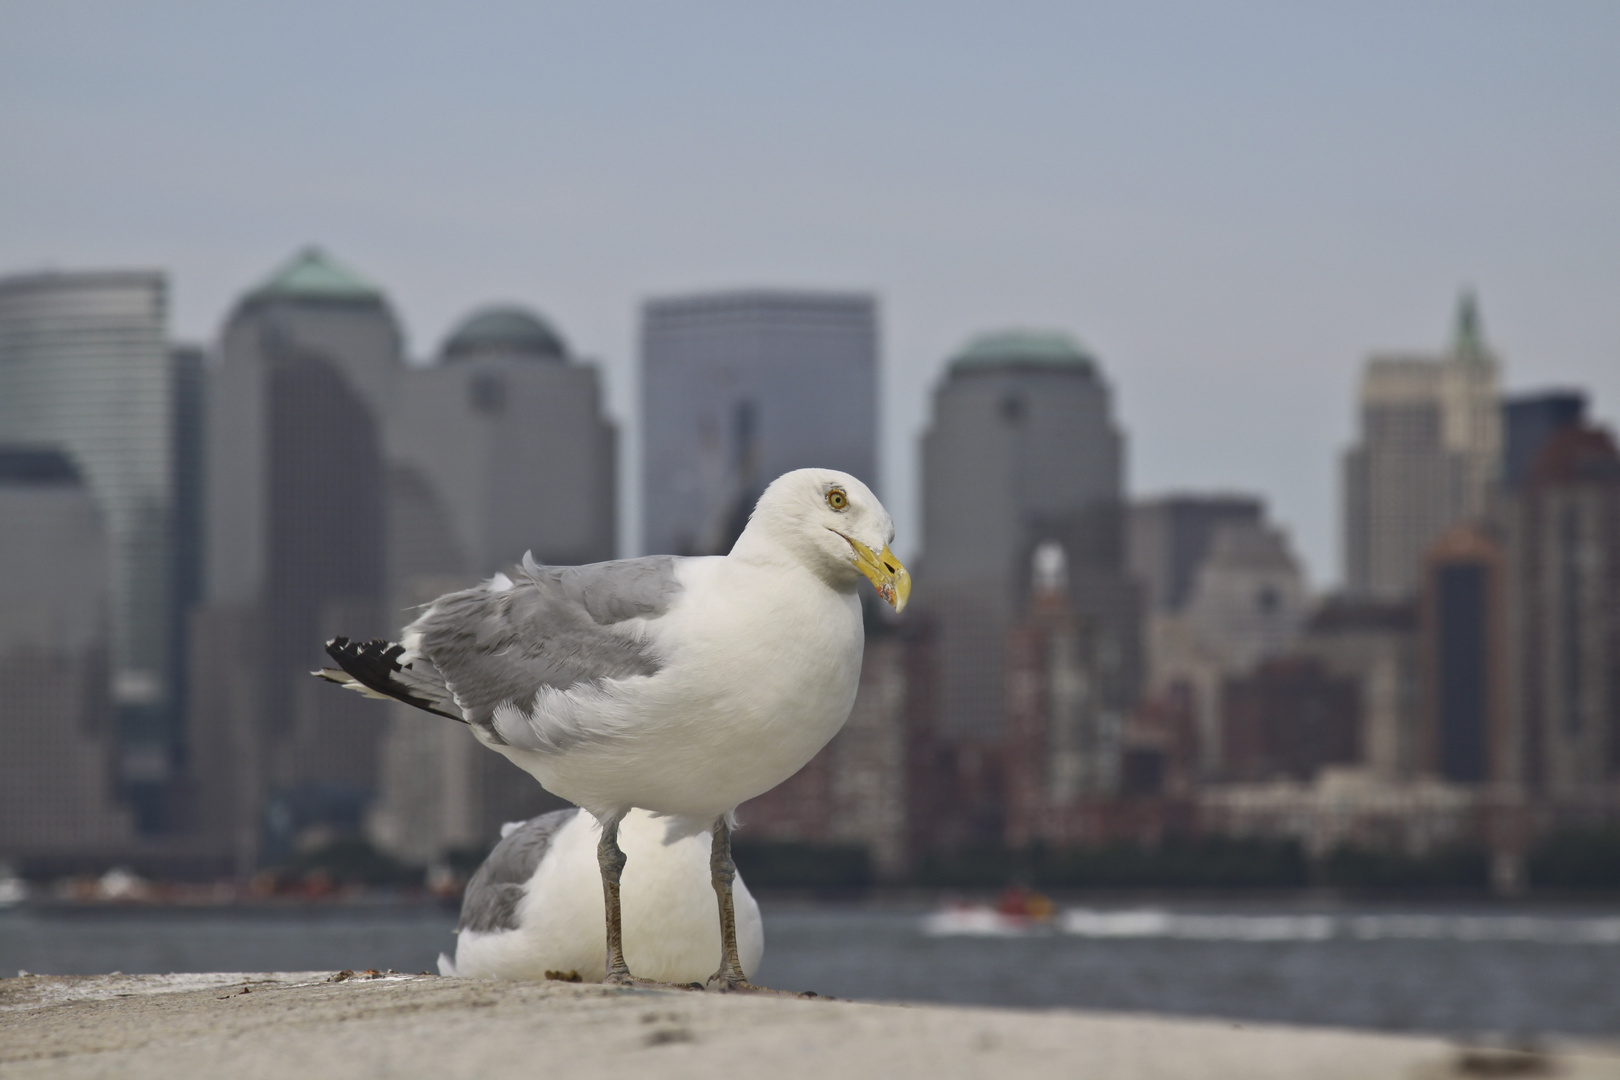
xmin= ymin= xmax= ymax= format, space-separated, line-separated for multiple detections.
xmin=733 ymin=468 xmax=911 ymax=613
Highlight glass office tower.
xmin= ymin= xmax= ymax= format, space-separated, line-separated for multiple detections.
xmin=0 ymin=271 xmax=175 ymax=804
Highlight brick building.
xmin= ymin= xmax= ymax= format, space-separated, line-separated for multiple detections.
xmin=1221 ymin=657 xmax=1360 ymax=783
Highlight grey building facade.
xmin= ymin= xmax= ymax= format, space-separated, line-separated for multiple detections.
xmin=200 ymin=249 xmax=397 ymax=861
xmin=918 ymin=331 xmax=1138 ymax=739
xmin=167 ymin=345 xmax=207 ymax=786
xmin=0 ymin=448 xmax=135 ymax=865
xmin=369 ymin=304 xmax=615 ymax=860
xmin=387 ymin=305 xmax=616 ymax=579
xmin=0 ymin=271 xmax=176 ymax=810
xmin=641 ymin=290 xmax=878 ymax=556
xmin=193 ymin=251 xmax=617 ymax=864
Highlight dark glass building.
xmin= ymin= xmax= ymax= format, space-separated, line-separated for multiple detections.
xmin=1420 ymin=525 xmax=1505 ymax=784
xmin=1501 ymin=391 xmax=1586 ymax=492
xmin=641 ymin=290 xmax=878 ymax=556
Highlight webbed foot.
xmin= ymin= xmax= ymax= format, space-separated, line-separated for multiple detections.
xmin=705 ymin=971 xmax=760 ymax=993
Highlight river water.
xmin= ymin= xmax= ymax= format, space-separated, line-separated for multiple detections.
xmin=4 ymin=901 xmax=1617 ymax=1037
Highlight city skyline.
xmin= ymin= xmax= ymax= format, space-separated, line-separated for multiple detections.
xmin=5 ymin=4 xmax=1617 ymax=584
xmin=3 ymin=241 xmax=1612 ymax=577
xmin=1 ymin=263 xmax=1614 ymax=878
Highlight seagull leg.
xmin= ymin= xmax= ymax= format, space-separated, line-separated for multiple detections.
xmin=596 ymin=816 xmax=698 ymax=991
xmin=597 ymin=817 xmax=634 ymax=984
xmin=706 ymin=817 xmax=759 ymax=992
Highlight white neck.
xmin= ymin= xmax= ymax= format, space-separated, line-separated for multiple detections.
xmin=729 ymin=519 xmax=859 ymax=594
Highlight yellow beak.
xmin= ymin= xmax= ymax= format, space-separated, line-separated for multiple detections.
xmin=844 ymin=537 xmax=912 ymax=614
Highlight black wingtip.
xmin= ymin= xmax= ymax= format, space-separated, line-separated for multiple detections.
xmin=318 ymin=636 xmax=464 ymax=724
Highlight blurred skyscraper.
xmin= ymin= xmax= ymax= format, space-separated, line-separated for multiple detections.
xmin=641 ymin=290 xmax=878 ymax=556
xmin=192 ymin=249 xmax=617 ymax=866
xmin=0 ymin=271 xmax=177 ymax=827
xmin=918 ymin=331 xmax=1138 ymax=741
xmin=0 ymin=447 xmax=135 ymax=866
xmin=1420 ymin=524 xmax=1506 ymax=785
xmin=1499 ymin=424 xmax=1620 ymax=800
xmin=167 ymin=344 xmax=207 ymax=785
xmin=1343 ymin=293 xmax=1502 ymax=598
xmin=369 ymin=304 xmax=615 ymax=863
xmin=198 ymin=249 xmax=396 ymax=862
xmin=387 ymin=305 xmax=616 ymax=578
xmin=1492 ymin=390 xmax=1612 ymax=804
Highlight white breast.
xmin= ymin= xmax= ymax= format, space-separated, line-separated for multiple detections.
xmin=493 ymin=556 xmax=866 ymax=820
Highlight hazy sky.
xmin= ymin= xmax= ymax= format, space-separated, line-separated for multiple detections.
xmin=5 ymin=2 xmax=1617 ymax=582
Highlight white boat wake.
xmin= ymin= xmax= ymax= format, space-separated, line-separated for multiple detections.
xmin=924 ymin=906 xmax=1620 ymax=944
xmin=1058 ymin=909 xmax=1620 ymax=944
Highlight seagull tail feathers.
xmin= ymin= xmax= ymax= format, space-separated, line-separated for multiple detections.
xmin=315 ymin=637 xmax=466 ymax=724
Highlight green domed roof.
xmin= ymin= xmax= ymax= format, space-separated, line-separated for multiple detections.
xmin=950 ymin=330 xmax=1096 ymax=374
xmin=946 ymin=327 xmax=1101 ymax=374
xmin=441 ymin=305 xmax=568 ymax=362
xmin=247 ymin=247 xmax=383 ymax=302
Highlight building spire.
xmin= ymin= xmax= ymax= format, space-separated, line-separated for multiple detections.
xmin=1452 ymin=289 xmax=1486 ymax=360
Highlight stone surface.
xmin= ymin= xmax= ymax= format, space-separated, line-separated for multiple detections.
xmin=2 ymin=972 xmax=1617 ymax=1080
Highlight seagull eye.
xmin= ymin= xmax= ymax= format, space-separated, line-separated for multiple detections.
xmin=826 ymin=488 xmax=848 ymax=511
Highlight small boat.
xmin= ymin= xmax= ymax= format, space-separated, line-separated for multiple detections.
xmin=922 ymin=886 xmax=1056 ymax=936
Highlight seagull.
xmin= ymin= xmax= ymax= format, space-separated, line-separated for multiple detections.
xmin=438 ymin=806 xmax=764 ymax=984
xmin=316 ymin=468 xmax=908 ymax=990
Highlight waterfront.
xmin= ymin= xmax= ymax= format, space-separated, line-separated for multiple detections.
xmin=3 ymin=900 xmax=1617 ymax=1037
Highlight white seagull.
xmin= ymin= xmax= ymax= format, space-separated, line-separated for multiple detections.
xmin=317 ymin=468 xmax=908 ymax=990
xmin=439 ymin=807 xmax=764 ymax=984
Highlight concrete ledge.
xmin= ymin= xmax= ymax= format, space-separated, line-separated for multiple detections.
xmin=2 ymin=972 xmax=1617 ymax=1080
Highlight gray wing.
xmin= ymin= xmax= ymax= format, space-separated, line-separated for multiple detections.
xmin=408 ymin=553 xmax=683 ymax=738
xmin=458 ymin=808 xmax=581 ymax=933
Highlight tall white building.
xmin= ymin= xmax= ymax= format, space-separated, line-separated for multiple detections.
xmin=1343 ymin=294 xmax=1501 ymax=598
xmin=641 ymin=290 xmax=878 ymax=556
